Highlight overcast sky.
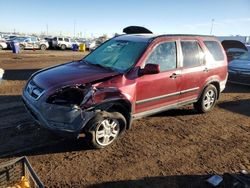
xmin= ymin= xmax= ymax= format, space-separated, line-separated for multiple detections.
xmin=1 ymin=0 xmax=250 ymax=37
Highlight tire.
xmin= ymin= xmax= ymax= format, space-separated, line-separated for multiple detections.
xmin=40 ymin=44 xmax=46 ymax=51
xmin=0 ymin=45 xmax=3 ymax=50
xmin=61 ymin=44 xmax=66 ymax=50
xmin=85 ymin=111 xmax=126 ymax=149
xmin=19 ymin=44 xmax=25 ymax=51
xmin=194 ymin=84 xmax=218 ymax=113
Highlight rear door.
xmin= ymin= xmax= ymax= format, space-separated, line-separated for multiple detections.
xmin=135 ymin=40 xmax=181 ymax=114
xmin=178 ymin=40 xmax=207 ymax=103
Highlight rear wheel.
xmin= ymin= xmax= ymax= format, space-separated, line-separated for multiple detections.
xmin=194 ymin=84 xmax=218 ymax=113
xmin=19 ymin=44 xmax=25 ymax=51
xmin=61 ymin=44 xmax=66 ymax=50
xmin=85 ymin=111 xmax=126 ymax=149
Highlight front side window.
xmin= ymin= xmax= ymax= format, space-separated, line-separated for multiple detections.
xmin=145 ymin=42 xmax=177 ymax=72
xmin=25 ymin=38 xmax=31 ymax=42
xmin=58 ymin=38 xmax=63 ymax=41
xmin=181 ymin=41 xmax=204 ymax=67
xmin=31 ymin=37 xmax=36 ymax=42
xmin=84 ymin=39 xmax=148 ymax=73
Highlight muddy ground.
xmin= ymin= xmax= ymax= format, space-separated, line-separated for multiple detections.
xmin=0 ymin=50 xmax=249 ymax=187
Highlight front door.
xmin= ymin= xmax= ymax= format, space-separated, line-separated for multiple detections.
xmin=135 ymin=41 xmax=181 ymax=115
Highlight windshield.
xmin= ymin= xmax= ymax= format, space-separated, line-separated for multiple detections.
xmin=83 ymin=39 xmax=148 ymax=73
xmin=237 ymin=51 xmax=250 ymax=61
xmin=14 ymin=37 xmax=27 ymax=42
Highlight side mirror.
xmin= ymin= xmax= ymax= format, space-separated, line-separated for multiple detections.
xmin=140 ymin=64 xmax=160 ymax=75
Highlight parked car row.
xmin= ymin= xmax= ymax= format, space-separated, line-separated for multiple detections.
xmin=0 ymin=36 xmax=49 ymax=51
xmin=0 ymin=36 xmax=100 ymax=51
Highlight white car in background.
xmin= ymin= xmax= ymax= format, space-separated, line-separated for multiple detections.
xmin=52 ymin=37 xmax=79 ymax=50
xmin=0 ymin=39 xmax=7 ymax=50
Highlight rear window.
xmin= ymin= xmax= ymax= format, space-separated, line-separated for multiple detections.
xmin=181 ymin=41 xmax=204 ymax=67
xmin=204 ymin=41 xmax=224 ymax=61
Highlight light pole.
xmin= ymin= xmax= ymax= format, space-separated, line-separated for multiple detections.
xmin=210 ymin=19 xmax=215 ymax=35
xmin=74 ymin=20 xmax=76 ymax=38
xmin=46 ymin=24 xmax=48 ymax=35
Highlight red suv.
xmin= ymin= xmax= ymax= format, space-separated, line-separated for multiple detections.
xmin=22 ymin=34 xmax=228 ymax=148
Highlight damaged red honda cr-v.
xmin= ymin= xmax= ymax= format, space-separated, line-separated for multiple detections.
xmin=22 ymin=31 xmax=228 ymax=148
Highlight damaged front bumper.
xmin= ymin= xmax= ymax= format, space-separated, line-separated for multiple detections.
xmin=22 ymin=89 xmax=96 ymax=135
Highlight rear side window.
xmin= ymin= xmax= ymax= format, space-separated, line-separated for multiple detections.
xmin=204 ymin=41 xmax=224 ymax=61
xmin=64 ymin=38 xmax=70 ymax=42
xmin=181 ymin=41 xmax=204 ymax=67
xmin=145 ymin=42 xmax=177 ymax=72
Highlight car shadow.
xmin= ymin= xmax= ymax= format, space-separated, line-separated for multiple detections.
xmin=89 ymin=173 xmax=250 ymax=188
xmin=2 ymin=69 xmax=40 ymax=80
xmin=224 ymin=83 xmax=250 ymax=93
xmin=218 ymin=99 xmax=250 ymax=117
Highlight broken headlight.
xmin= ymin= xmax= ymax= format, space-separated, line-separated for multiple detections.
xmin=46 ymin=86 xmax=88 ymax=106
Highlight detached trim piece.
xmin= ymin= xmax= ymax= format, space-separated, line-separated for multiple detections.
xmin=136 ymin=87 xmax=199 ymax=105
xmin=123 ymin=26 xmax=153 ymax=34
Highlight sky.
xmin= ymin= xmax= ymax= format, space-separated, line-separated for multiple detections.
xmin=1 ymin=0 xmax=250 ymax=37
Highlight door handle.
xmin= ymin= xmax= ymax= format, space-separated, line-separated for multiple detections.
xmin=170 ymin=73 xmax=182 ymax=79
xmin=203 ymin=68 xmax=209 ymax=72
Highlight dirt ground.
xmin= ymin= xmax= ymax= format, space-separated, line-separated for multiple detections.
xmin=0 ymin=50 xmax=249 ymax=187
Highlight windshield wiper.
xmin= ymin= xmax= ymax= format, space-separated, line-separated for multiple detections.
xmin=93 ymin=63 xmax=114 ymax=72
xmin=82 ymin=59 xmax=114 ymax=72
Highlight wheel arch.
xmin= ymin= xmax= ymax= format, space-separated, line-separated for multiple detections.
xmin=93 ymin=99 xmax=133 ymax=131
xmin=199 ymin=79 xmax=220 ymax=100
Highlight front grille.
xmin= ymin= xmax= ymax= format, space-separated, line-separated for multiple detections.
xmin=26 ymin=80 xmax=44 ymax=100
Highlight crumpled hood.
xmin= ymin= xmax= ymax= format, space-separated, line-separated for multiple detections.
xmin=32 ymin=61 xmax=120 ymax=89
xmin=229 ymin=60 xmax=250 ymax=71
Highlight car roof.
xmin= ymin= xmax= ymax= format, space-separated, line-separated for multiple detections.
xmin=115 ymin=34 xmax=216 ymax=42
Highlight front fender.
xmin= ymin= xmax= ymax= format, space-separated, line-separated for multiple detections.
xmin=82 ymin=87 xmax=133 ymax=130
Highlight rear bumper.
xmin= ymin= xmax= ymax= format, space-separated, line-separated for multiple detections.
xmin=220 ymin=73 xmax=228 ymax=92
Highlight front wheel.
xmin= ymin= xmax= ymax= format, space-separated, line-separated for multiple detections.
xmin=40 ymin=44 xmax=47 ymax=51
xmin=85 ymin=111 xmax=126 ymax=149
xmin=194 ymin=84 xmax=218 ymax=113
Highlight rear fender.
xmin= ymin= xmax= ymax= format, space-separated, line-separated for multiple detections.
xmin=198 ymin=79 xmax=221 ymax=100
